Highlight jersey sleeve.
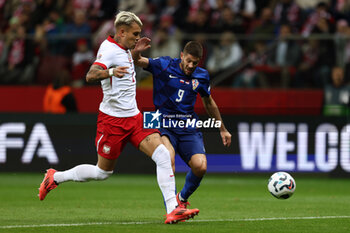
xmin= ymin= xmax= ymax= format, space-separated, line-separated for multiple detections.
xmin=198 ymin=72 xmax=211 ymax=97
xmin=93 ymin=45 xmax=115 ymax=69
xmin=145 ymin=56 xmax=172 ymax=77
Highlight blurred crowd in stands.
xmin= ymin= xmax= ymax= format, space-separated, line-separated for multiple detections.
xmin=0 ymin=0 xmax=350 ymax=95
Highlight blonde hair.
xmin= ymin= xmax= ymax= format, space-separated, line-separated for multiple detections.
xmin=114 ymin=11 xmax=142 ymax=28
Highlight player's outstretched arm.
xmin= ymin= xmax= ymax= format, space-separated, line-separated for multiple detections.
xmin=132 ymin=37 xmax=150 ymax=68
xmin=201 ymin=95 xmax=232 ymax=147
xmin=86 ymin=65 xmax=128 ymax=83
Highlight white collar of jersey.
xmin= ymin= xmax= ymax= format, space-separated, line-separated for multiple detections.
xmin=107 ymin=35 xmax=127 ymax=51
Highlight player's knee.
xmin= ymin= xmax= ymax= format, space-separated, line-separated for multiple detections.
xmin=191 ymin=158 xmax=207 ymax=177
xmin=95 ymin=165 xmax=113 ymax=180
xmin=170 ymin=152 xmax=175 ymax=172
xmin=194 ymin=164 xmax=207 ymax=177
xmin=171 ymin=160 xmax=175 ymax=173
xmin=152 ymin=144 xmax=171 ymax=168
xmin=170 ymin=153 xmax=176 ymax=173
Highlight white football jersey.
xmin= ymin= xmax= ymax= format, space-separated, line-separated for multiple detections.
xmin=93 ymin=36 xmax=139 ymax=117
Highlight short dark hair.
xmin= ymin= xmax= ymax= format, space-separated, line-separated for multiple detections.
xmin=183 ymin=41 xmax=203 ymax=58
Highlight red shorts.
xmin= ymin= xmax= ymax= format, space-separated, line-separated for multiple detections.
xmin=95 ymin=111 xmax=159 ymax=160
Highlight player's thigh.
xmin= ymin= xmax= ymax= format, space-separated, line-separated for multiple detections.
xmin=177 ymin=132 xmax=206 ymax=164
xmin=97 ymin=154 xmax=117 ymax=171
xmin=138 ymin=133 xmax=163 ymax=157
xmin=130 ymin=113 xmax=163 ymax=157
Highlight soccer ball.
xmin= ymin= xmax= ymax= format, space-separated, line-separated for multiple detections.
xmin=268 ymin=172 xmax=296 ymax=199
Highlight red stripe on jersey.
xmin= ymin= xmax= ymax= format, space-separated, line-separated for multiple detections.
xmin=107 ymin=35 xmax=127 ymax=50
xmin=93 ymin=62 xmax=107 ymax=70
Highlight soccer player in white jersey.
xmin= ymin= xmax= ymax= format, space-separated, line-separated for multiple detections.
xmin=38 ymin=11 xmax=199 ymax=224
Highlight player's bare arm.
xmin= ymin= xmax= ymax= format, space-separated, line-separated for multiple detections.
xmin=86 ymin=64 xmax=129 ymax=83
xmin=131 ymin=37 xmax=151 ymax=68
xmin=201 ymin=95 xmax=232 ymax=147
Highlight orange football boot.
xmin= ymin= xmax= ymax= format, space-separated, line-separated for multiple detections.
xmin=175 ymin=193 xmax=199 ymax=222
xmin=164 ymin=205 xmax=199 ymax=224
xmin=39 ymin=169 xmax=58 ymax=200
xmin=176 ymin=192 xmax=191 ymax=208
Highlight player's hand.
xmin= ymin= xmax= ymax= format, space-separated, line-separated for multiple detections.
xmin=134 ymin=37 xmax=151 ymax=53
xmin=220 ymin=130 xmax=231 ymax=147
xmin=113 ymin=66 xmax=129 ymax=78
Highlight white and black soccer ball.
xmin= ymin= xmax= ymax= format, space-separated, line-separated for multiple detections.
xmin=268 ymin=172 xmax=296 ymax=199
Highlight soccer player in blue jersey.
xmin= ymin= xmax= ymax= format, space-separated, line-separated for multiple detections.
xmin=132 ymin=39 xmax=232 ymax=211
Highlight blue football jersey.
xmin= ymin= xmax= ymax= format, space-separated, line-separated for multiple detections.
xmin=145 ymin=57 xmax=211 ymax=120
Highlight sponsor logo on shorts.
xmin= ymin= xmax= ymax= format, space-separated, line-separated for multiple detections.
xmin=103 ymin=145 xmax=111 ymax=154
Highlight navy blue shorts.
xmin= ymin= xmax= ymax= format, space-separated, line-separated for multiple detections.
xmin=159 ymin=128 xmax=206 ymax=164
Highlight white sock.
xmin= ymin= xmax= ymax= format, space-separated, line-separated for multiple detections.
xmin=178 ymin=193 xmax=186 ymax=202
xmin=151 ymin=144 xmax=177 ymax=214
xmin=53 ymin=164 xmax=113 ymax=183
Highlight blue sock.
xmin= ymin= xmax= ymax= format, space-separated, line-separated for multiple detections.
xmin=180 ymin=170 xmax=203 ymax=201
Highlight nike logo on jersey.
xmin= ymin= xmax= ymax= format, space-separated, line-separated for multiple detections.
xmin=169 ymin=74 xmax=179 ymax=79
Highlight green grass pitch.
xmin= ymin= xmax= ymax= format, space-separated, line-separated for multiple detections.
xmin=0 ymin=173 xmax=350 ymax=233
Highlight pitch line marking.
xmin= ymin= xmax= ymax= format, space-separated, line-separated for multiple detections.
xmin=1 ymin=216 xmax=350 ymax=229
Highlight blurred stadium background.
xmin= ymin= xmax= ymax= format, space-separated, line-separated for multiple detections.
xmin=0 ymin=0 xmax=349 ymax=175
xmin=0 ymin=0 xmax=350 ymax=231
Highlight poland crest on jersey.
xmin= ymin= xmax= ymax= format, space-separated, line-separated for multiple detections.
xmin=192 ymin=79 xmax=199 ymax=90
